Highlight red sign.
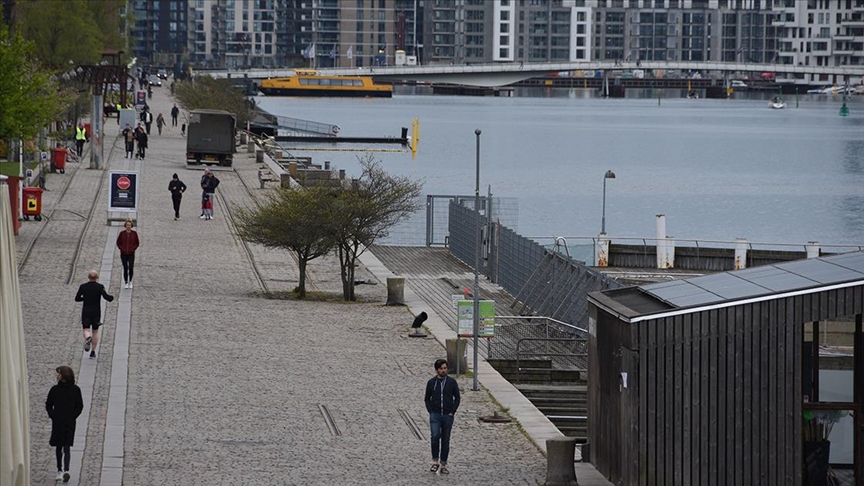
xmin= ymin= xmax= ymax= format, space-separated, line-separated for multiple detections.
xmin=117 ymin=176 xmax=131 ymax=190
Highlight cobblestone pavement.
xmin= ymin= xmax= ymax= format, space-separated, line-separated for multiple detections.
xmin=20 ymin=88 xmax=547 ymax=485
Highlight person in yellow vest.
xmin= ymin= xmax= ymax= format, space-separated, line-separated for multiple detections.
xmin=75 ymin=123 xmax=87 ymax=158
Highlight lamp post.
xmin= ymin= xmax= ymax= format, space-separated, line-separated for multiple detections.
xmin=601 ymin=170 xmax=616 ymax=234
xmin=472 ymin=128 xmax=481 ymax=392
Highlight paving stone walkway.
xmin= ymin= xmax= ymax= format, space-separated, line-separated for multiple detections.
xmin=19 ymin=87 xmax=554 ymax=485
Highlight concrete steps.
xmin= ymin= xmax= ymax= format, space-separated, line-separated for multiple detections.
xmin=488 ymin=360 xmax=589 ymax=442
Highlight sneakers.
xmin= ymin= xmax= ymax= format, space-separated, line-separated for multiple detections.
xmin=199 ymin=215 xmax=206 ymax=219
xmin=56 ymin=471 xmax=64 ymax=480
xmin=89 ymin=351 xmax=96 ymax=359
xmin=174 ymin=217 xmax=178 ymax=221
xmin=63 ymin=471 xmax=70 ymax=483
xmin=128 ymin=281 xmax=133 ymax=289
xmin=84 ymin=336 xmax=92 ymax=352
xmin=124 ymin=282 xmax=129 ymax=289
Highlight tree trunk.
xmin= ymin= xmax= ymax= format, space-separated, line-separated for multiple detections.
xmin=298 ymin=256 xmax=307 ymax=299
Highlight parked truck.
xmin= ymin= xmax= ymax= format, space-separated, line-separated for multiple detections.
xmin=186 ymin=109 xmax=236 ymax=166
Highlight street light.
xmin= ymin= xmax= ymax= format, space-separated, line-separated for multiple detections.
xmin=472 ymin=128 xmax=481 ymax=392
xmin=601 ymin=170 xmax=616 ymax=235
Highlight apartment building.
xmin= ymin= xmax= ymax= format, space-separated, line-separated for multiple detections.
xmin=129 ymin=0 xmax=189 ymax=66
xmin=127 ymin=0 xmax=861 ymax=75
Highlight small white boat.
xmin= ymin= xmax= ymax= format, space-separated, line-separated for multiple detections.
xmin=770 ymin=97 xmax=786 ymax=109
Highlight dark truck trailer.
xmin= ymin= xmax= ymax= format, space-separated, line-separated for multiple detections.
xmin=186 ymin=109 xmax=236 ymax=166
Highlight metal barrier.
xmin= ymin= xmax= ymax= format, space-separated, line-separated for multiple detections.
xmin=515 ymin=337 xmax=588 ymax=384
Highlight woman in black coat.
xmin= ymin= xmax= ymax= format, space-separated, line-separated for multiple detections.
xmin=46 ymin=365 xmax=83 ymax=482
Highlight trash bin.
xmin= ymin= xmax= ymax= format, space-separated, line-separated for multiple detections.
xmin=22 ymin=186 xmax=44 ymax=221
xmin=51 ymin=148 xmax=67 ymax=173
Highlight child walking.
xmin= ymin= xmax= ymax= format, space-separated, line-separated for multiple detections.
xmin=202 ymin=192 xmax=214 ymax=220
xmin=46 ymin=365 xmax=83 ymax=483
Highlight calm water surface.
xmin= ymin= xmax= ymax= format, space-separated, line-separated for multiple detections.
xmin=256 ymin=88 xmax=864 ymax=247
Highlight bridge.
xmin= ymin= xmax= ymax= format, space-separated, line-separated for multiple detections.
xmin=195 ymin=61 xmax=864 ymax=88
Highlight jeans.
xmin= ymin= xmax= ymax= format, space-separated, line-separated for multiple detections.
xmin=121 ymin=253 xmax=135 ymax=283
xmin=429 ymin=412 xmax=455 ymax=464
xmin=55 ymin=445 xmax=70 ymax=471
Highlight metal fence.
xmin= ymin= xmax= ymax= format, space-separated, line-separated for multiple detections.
xmin=448 ymin=201 xmax=622 ymax=369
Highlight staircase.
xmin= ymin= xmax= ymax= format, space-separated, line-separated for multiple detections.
xmin=487 ymin=359 xmax=588 ymax=443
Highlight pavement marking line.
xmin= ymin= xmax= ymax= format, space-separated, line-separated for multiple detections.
xmin=397 ymin=409 xmax=425 ymax=440
xmin=99 ymin=152 xmax=140 ymax=484
xmin=69 ymin=224 xmax=119 ymax=486
xmin=318 ymin=404 xmax=342 ymax=436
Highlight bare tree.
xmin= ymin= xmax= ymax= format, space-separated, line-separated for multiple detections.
xmin=330 ymin=156 xmax=423 ymax=301
xmin=234 ymin=187 xmax=336 ymax=299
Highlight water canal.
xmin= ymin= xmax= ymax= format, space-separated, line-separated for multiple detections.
xmin=255 ymin=88 xmax=864 ymax=248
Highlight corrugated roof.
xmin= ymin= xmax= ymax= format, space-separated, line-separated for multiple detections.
xmin=640 ymin=251 xmax=864 ymax=308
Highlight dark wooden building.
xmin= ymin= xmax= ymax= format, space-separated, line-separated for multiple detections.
xmin=587 ymin=251 xmax=863 ymax=486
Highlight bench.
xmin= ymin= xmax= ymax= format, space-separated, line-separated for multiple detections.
xmin=258 ymin=169 xmax=279 ymax=188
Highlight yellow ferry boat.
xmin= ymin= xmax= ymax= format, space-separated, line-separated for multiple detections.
xmin=259 ymin=69 xmax=392 ymax=98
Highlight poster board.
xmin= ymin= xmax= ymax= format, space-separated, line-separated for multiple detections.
xmin=108 ymin=171 xmax=139 ymax=213
xmin=457 ymin=300 xmax=495 ymax=338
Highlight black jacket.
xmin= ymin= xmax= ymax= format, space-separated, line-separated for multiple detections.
xmin=46 ymin=381 xmax=84 ymax=447
xmin=169 ymin=179 xmax=187 ymax=197
xmin=425 ymin=376 xmax=461 ymax=415
xmin=200 ymin=174 xmax=220 ymax=194
xmin=75 ymin=281 xmax=114 ymax=317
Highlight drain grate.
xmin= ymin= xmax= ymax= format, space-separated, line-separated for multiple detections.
xmin=318 ymin=404 xmax=342 ymax=436
xmin=398 ymin=409 xmax=425 ymax=440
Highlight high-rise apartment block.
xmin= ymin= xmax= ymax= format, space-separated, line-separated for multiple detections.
xmin=128 ymin=0 xmax=863 ymax=83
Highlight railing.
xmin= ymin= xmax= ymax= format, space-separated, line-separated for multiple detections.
xmin=489 ymin=316 xmax=589 ymax=381
xmin=516 ymin=338 xmax=588 ymax=383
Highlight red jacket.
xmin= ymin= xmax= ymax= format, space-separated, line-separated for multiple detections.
xmin=116 ymin=230 xmax=140 ymax=255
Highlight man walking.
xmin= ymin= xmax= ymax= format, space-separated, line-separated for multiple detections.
xmin=168 ymin=173 xmax=187 ymax=220
xmin=199 ymin=169 xmax=220 ymax=219
xmin=144 ymin=109 xmax=153 ymax=135
xmin=122 ymin=123 xmax=135 ymax=158
xmin=116 ymin=219 xmax=140 ymax=288
xmin=74 ymin=270 xmax=114 ymax=359
xmin=424 ymin=359 xmax=460 ymax=475
xmin=171 ymin=103 xmax=180 ymax=126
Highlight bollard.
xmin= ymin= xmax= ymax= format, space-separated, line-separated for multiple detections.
xmin=255 ymin=149 xmax=264 ymax=163
xmin=247 ymin=141 xmax=255 ymax=153
xmin=386 ymin=277 xmax=405 ymax=305
xmin=546 ymin=437 xmax=579 ymax=486
xmin=240 ymin=132 xmax=247 ymax=144
xmin=445 ymin=338 xmax=468 ymax=375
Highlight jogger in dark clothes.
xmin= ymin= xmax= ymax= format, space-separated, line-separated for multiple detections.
xmin=168 ymin=173 xmax=187 ymax=220
xmin=74 ymin=270 xmax=114 ymax=359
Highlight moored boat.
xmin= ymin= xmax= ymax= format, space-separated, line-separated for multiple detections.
xmin=769 ymin=96 xmax=786 ymax=109
xmin=259 ymin=69 xmax=392 ymax=98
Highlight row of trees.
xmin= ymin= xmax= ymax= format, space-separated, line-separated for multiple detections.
xmin=235 ymin=157 xmax=422 ymax=301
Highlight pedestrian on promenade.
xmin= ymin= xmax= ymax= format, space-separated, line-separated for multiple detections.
xmin=199 ymin=169 xmax=220 ymax=219
xmin=135 ymin=125 xmax=148 ymax=159
xmin=144 ymin=109 xmax=153 ymax=134
xmin=168 ymin=173 xmax=187 ymax=220
xmin=46 ymin=365 xmax=83 ymax=483
xmin=424 ymin=358 xmax=460 ymax=475
xmin=122 ymin=123 xmax=135 ymax=158
xmin=116 ymin=219 xmax=140 ymax=289
xmin=171 ymin=104 xmax=179 ymax=126
xmin=74 ymin=270 xmax=114 ymax=359
xmin=74 ymin=122 xmax=87 ymax=158
xmin=156 ymin=113 xmax=165 ymax=135
xmin=202 ymin=193 xmax=213 ymax=220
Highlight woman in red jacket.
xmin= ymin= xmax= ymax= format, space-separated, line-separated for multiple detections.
xmin=116 ymin=219 xmax=140 ymax=289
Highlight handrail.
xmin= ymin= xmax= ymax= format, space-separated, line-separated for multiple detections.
xmin=516 ymin=337 xmax=587 ymax=384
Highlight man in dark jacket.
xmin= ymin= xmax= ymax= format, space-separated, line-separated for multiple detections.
xmin=199 ymin=169 xmax=220 ymax=219
xmin=168 ymin=173 xmax=187 ymax=220
xmin=424 ymin=358 xmax=460 ymax=475
xmin=74 ymin=270 xmax=114 ymax=358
